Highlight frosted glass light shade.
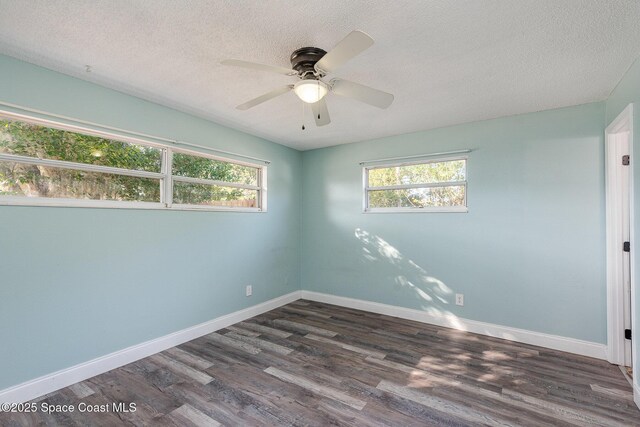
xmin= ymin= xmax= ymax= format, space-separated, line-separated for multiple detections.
xmin=294 ymin=80 xmax=329 ymax=104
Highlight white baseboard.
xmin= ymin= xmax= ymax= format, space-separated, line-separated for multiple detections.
xmin=635 ymin=383 xmax=640 ymax=409
xmin=300 ymin=291 xmax=608 ymax=360
xmin=0 ymin=291 xmax=302 ymax=404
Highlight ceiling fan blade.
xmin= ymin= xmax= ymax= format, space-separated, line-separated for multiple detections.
xmin=311 ymin=98 xmax=331 ymax=126
xmin=221 ymin=59 xmax=297 ymax=76
xmin=236 ymin=85 xmax=293 ymax=110
xmin=314 ymin=30 xmax=374 ymax=75
xmin=331 ymin=79 xmax=394 ymax=109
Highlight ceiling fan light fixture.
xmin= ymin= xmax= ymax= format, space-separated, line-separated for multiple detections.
xmin=293 ymin=80 xmax=329 ymax=104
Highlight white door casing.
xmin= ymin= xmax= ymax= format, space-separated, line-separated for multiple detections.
xmin=605 ymin=103 xmax=634 ymax=368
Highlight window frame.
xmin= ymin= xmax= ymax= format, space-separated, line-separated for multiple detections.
xmin=0 ymin=113 xmax=267 ymax=212
xmin=168 ymin=146 xmax=266 ymax=212
xmin=362 ymin=155 xmax=468 ymax=213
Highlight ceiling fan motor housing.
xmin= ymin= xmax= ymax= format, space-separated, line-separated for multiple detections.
xmin=290 ymin=47 xmax=327 ymax=78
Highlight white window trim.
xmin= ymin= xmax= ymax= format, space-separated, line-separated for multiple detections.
xmin=0 ymin=153 xmax=166 ymax=180
xmin=362 ymin=155 xmax=468 ymax=213
xmin=0 ymin=113 xmax=267 ymax=212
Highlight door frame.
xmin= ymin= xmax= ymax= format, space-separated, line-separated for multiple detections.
xmin=605 ymin=103 xmax=635 ymax=367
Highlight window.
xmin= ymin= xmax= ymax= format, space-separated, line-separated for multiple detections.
xmin=170 ymin=151 xmax=262 ymax=209
xmin=0 ymin=115 xmax=266 ymax=211
xmin=363 ymin=157 xmax=467 ymax=212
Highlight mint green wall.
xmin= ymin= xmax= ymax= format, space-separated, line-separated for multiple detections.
xmin=0 ymin=55 xmax=302 ymax=390
xmin=302 ymin=102 xmax=606 ymax=343
xmin=606 ymin=56 xmax=640 ymax=392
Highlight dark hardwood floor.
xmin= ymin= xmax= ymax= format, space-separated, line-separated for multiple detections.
xmin=2 ymin=300 xmax=639 ymax=426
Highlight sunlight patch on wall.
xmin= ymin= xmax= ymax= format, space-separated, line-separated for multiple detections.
xmin=354 ymin=227 xmax=453 ymax=300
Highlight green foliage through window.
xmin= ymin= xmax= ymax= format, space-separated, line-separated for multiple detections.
xmin=366 ymin=158 xmax=466 ymax=210
xmin=173 ymin=182 xmax=257 ymax=207
xmin=172 ymin=152 xmax=258 ymax=185
xmin=0 ymin=162 xmax=160 ymax=201
xmin=0 ymin=117 xmax=265 ymax=209
xmin=0 ymin=120 xmax=162 ymax=171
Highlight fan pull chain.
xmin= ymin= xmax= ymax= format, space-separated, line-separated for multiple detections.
xmin=317 ymin=82 xmax=321 ymax=120
xmin=301 ymin=102 xmax=306 ymax=130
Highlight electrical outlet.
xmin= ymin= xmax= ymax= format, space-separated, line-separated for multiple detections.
xmin=455 ymin=293 xmax=464 ymax=306
xmin=246 ymin=285 xmax=252 ymax=297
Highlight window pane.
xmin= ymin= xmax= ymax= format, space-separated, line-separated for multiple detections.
xmin=368 ymin=185 xmax=465 ymax=208
xmin=172 ymin=152 xmax=258 ymax=185
xmin=173 ymin=181 xmax=257 ymax=207
xmin=0 ymin=119 xmax=162 ymax=172
xmin=0 ymin=162 xmax=160 ymax=202
xmin=369 ymin=160 xmax=465 ymax=187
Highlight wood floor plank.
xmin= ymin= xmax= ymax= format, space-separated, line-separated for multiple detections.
xmin=238 ymin=321 xmax=292 ymax=338
xmin=182 ymin=338 xmax=275 ymax=372
xmin=280 ymin=305 xmax=333 ymax=319
xmin=273 ymin=318 xmax=338 ymax=337
xmin=169 ymin=403 xmax=221 ymax=427
xmin=148 ymin=353 xmax=213 ymax=385
xmin=224 ymin=325 xmax=261 ymax=337
xmin=306 ymin=302 xmax=425 ymax=334
xmin=304 ymin=333 xmax=387 ymax=359
xmin=164 ymin=346 xmax=214 ymax=370
xmin=435 ymin=329 xmax=540 ymax=357
xmin=224 ymin=331 xmax=293 ymax=355
xmin=590 ymin=383 xmax=635 ymax=400
xmin=67 ymin=381 xmax=95 ymax=398
xmin=204 ymin=374 xmax=316 ymax=426
xmin=365 ymin=355 xmax=463 ymax=387
xmin=123 ymin=357 xmax=187 ymax=390
xmin=264 ymin=366 xmax=368 ymax=410
xmin=284 ymin=309 xmax=375 ymax=334
xmin=204 ymin=332 xmax=261 ymax=355
xmin=166 ymin=381 xmax=263 ymax=426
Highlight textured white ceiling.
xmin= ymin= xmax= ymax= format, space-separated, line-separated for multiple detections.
xmin=1 ymin=1 xmax=639 ymax=150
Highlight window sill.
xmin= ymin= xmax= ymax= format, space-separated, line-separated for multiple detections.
xmin=363 ymin=206 xmax=468 ymax=214
xmin=0 ymin=197 xmax=265 ymax=213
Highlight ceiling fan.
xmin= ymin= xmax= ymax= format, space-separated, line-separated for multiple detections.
xmin=221 ymin=30 xmax=394 ymax=128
